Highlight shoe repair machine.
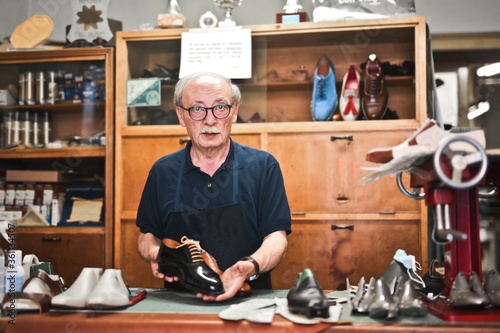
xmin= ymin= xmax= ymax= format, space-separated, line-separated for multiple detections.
xmin=396 ymin=135 xmax=500 ymax=322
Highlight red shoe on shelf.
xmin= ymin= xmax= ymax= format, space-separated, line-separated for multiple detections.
xmin=340 ymin=65 xmax=361 ymax=121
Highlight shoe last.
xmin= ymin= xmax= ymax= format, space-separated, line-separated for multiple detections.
xmin=311 ymin=55 xmax=337 ymax=121
xmin=470 ymin=271 xmax=489 ymax=305
xmin=351 ymin=276 xmax=366 ymax=312
xmin=484 ymin=270 xmax=500 ymax=307
xmin=357 ymin=277 xmax=376 ymax=313
xmin=340 ymin=65 xmax=360 ymax=121
xmin=449 ymin=272 xmax=487 ymax=308
xmin=158 ymin=236 xmax=224 ymax=296
xmin=51 ymin=267 xmax=103 ymax=308
xmin=362 ymin=53 xmax=388 ymax=120
xmin=87 ymin=269 xmax=130 ymax=309
xmin=368 ymin=278 xmax=397 ymax=319
xmin=398 ymin=279 xmax=427 ymax=317
xmin=286 ymin=268 xmax=330 ymax=318
xmin=483 ymin=269 xmax=500 ymax=307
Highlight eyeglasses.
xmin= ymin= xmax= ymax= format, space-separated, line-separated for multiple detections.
xmin=179 ymin=104 xmax=233 ymax=121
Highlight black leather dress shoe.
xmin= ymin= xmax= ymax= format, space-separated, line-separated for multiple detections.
xmin=286 ymin=268 xmax=329 ymax=318
xmin=158 ymin=236 xmax=224 ymax=296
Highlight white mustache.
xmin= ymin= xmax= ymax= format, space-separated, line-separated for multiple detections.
xmin=201 ymin=126 xmax=221 ymax=134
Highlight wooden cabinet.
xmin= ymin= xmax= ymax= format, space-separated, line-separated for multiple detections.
xmin=115 ymin=17 xmax=428 ymax=289
xmin=5 ymin=228 xmax=104 ymax=285
xmin=0 ymin=48 xmax=114 ymax=283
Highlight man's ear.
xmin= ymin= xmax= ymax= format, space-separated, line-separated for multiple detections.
xmin=176 ymin=107 xmax=186 ymax=127
xmin=231 ymin=104 xmax=239 ymax=123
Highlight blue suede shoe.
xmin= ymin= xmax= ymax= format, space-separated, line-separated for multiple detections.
xmin=311 ymin=55 xmax=337 ymax=121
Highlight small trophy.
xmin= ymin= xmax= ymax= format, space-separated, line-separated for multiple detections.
xmin=283 ymin=0 xmax=302 ymax=13
xmin=214 ymin=0 xmax=243 ymax=27
xmin=277 ymin=0 xmax=307 ymax=23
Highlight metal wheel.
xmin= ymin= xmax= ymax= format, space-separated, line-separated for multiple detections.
xmin=396 ymin=172 xmax=425 ymax=200
xmin=433 ymin=135 xmax=488 ymax=189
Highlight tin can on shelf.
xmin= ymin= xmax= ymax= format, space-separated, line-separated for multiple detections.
xmin=18 ymin=73 xmax=25 ymax=105
xmin=36 ymin=72 xmax=46 ymax=104
xmin=47 ymin=71 xmax=58 ymax=104
xmin=24 ymin=72 xmax=35 ymax=105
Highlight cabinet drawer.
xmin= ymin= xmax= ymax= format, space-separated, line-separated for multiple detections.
xmin=15 ymin=233 xmax=104 ymax=286
xmin=271 ymin=219 xmax=421 ymax=290
xmin=268 ymin=130 xmax=421 ymax=214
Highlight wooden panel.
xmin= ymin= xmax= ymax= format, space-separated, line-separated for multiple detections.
xmin=121 ymin=135 xmax=189 ymax=212
xmin=120 ymin=219 xmax=163 ymax=288
xmin=271 ymin=219 xmax=421 ymax=290
xmin=15 ymin=233 xmax=104 ymax=286
xmin=268 ymin=130 xmax=420 ymax=213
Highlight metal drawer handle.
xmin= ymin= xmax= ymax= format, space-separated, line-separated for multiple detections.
xmin=331 ymin=224 xmax=354 ymax=231
xmin=336 ymin=196 xmax=349 ymax=203
xmin=179 ymin=139 xmax=190 ymax=145
xmin=331 ymin=135 xmax=353 ymax=141
xmin=42 ymin=236 xmax=62 ymax=242
xmin=291 ymin=212 xmax=306 ymax=216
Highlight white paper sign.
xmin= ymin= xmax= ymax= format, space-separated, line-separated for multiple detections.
xmin=67 ymin=0 xmax=113 ymax=43
xmin=179 ymin=28 xmax=252 ymax=79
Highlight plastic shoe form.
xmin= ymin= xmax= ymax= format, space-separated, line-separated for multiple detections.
xmin=286 ymin=268 xmax=330 ymax=318
xmin=158 ymin=236 xmax=224 ymax=296
xmin=311 ymin=55 xmax=337 ymax=121
xmin=365 ymin=118 xmax=486 ymax=164
xmin=340 ymin=65 xmax=360 ymax=121
xmin=51 ymin=267 xmax=103 ymax=308
xmin=398 ymin=280 xmax=427 ymax=317
xmin=1 ymin=270 xmax=65 ymax=314
xmin=449 ymin=272 xmax=488 ymax=308
xmin=368 ymin=278 xmax=397 ymax=319
xmin=483 ymin=270 xmax=500 ymax=307
xmin=362 ymin=53 xmax=388 ymax=120
xmin=86 ymin=269 xmax=130 ymax=309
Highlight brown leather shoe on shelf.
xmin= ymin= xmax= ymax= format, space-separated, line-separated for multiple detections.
xmin=362 ymin=53 xmax=388 ymax=120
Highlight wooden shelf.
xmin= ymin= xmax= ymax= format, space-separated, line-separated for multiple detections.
xmin=0 ymin=146 xmax=105 ymax=159
xmin=15 ymin=226 xmax=105 ymax=234
xmin=0 ymin=101 xmax=106 ymax=112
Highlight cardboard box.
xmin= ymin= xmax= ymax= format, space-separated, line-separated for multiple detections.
xmin=6 ymin=170 xmax=62 ymax=183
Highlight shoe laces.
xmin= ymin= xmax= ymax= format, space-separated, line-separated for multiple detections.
xmin=366 ymin=72 xmax=382 ymax=95
xmin=318 ymin=78 xmax=326 ymax=98
xmin=178 ymin=236 xmax=204 ymax=263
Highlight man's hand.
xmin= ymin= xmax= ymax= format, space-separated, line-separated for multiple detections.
xmin=196 ymin=260 xmax=252 ymax=301
xmin=138 ymin=232 xmax=179 ymax=283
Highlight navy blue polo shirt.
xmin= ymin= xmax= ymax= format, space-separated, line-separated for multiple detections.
xmin=136 ymin=139 xmax=292 ymax=261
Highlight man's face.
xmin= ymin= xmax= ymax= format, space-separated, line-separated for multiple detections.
xmin=176 ymin=76 xmax=239 ymax=151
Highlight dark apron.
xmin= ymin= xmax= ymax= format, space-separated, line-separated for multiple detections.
xmin=163 ymin=147 xmax=272 ymax=290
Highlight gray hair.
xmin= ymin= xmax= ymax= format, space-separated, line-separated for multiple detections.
xmin=173 ymin=71 xmax=242 ymax=106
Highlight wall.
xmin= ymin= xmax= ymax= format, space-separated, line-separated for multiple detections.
xmin=1 ymin=0 xmax=500 ymax=43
